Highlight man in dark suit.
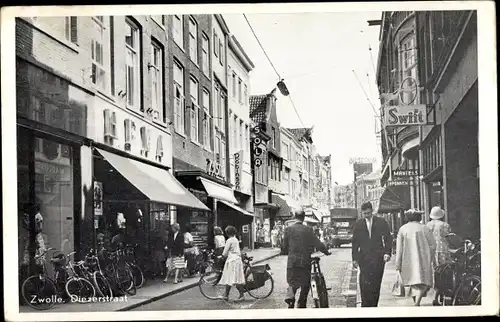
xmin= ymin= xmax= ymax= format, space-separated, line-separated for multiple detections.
xmin=283 ymin=211 xmax=330 ymax=308
xmin=352 ymin=202 xmax=393 ymax=307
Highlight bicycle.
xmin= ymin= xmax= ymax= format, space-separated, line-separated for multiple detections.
xmin=199 ymin=251 xmax=274 ymax=300
xmin=83 ymin=249 xmax=114 ymax=298
xmin=102 ymin=248 xmax=137 ymax=296
xmin=124 ymin=244 xmax=145 ymax=288
xmin=62 ymin=251 xmax=97 ymax=302
xmin=310 ymin=253 xmax=330 ymax=308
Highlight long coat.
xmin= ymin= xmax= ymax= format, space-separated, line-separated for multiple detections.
xmin=395 ymin=222 xmax=437 ymax=287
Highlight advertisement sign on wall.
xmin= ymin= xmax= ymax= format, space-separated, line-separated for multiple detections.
xmin=93 ymin=181 xmax=103 ymax=216
xmin=234 ymin=150 xmax=243 ymax=191
xmin=384 ymin=104 xmax=427 ymax=127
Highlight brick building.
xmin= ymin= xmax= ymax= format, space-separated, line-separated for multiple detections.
xmin=15 ymin=15 xmax=211 ymax=278
xmin=374 ymin=11 xmax=479 ymax=239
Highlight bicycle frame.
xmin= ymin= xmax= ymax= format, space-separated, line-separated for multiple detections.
xmin=310 ymin=258 xmax=321 ymax=301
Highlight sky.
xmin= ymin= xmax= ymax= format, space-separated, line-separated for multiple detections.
xmin=223 ymin=11 xmax=383 ymax=185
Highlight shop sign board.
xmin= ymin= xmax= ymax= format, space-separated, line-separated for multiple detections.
xmin=392 ymin=169 xmax=419 ymax=178
xmin=384 ymin=104 xmax=427 ymax=127
xmin=206 ymin=159 xmax=221 ymax=178
xmin=234 ymin=150 xmax=243 ymax=191
xmin=242 ymin=225 xmax=249 ymax=233
xmin=387 ymin=179 xmax=410 ymax=187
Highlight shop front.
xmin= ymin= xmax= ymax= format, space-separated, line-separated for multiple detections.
xmin=421 ymin=125 xmax=444 ymax=224
xmin=16 ymin=58 xmax=89 ymax=278
xmin=91 ymin=148 xmax=210 ymax=275
xmin=377 ymin=184 xmax=410 ymax=232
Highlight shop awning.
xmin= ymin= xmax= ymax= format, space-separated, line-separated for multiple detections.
xmin=305 ymin=209 xmax=322 ymax=221
xmin=271 ymin=194 xmax=293 ymax=217
xmin=199 ymin=177 xmax=238 ymax=204
xmin=218 ymin=200 xmax=254 ymax=217
xmin=377 ymin=185 xmax=411 ymax=213
xmin=96 ymin=148 xmax=209 ymax=211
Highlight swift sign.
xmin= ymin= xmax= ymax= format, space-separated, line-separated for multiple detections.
xmin=384 ymin=104 xmax=427 ymax=127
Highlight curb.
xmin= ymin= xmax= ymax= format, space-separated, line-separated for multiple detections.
xmin=345 ymin=266 xmax=358 ymax=308
xmin=118 ymin=251 xmax=282 ymax=311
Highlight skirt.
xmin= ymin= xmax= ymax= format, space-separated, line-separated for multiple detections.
xmin=407 ymin=283 xmax=431 ymax=298
xmin=170 ymin=255 xmax=186 ymax=269
xmin=218 ymin=256 xmax=245 ymax=286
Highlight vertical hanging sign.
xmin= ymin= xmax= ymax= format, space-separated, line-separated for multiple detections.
xmin=234 ymin=150 xmax=243 ymax=191
xmin=93 ymin=181 xmax=103 ymax=216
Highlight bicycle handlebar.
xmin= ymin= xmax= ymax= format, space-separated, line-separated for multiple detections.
xmin=34 ymin=247 xmax=56 ymax=259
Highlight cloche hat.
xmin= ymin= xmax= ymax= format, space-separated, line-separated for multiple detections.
xmin=429 ymin=206 xmax=445 ymax=220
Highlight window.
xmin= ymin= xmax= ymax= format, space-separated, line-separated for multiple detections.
xmin=220 ymin=141 xmax=226 ymax=178
xmin=245 ymin=125 xmax=249 ymax=153
xmin=125 ymin=19 xmax=140 ymax=110
xmin=292 ymin=179 xmax=297 ymax=198
xmin=213 ymin=32 xmax=219 ymax=57
xmin=215 ymin=136 xmax=220 ymax=161
xmin=151 ymin=15 xmax=165 ymax=27
xmin=213 ymin=86 xmax=219 ymax=122
xmin=64 ymin=17 xmax=78 ymax=44
xmin=239 ymin=120 xmax=244 ymax=152
xmin=283 ymin=143 xmax=289 ymax=160
xmin=232 ymin=73 xmax=237 ymax=98
xmin=190 ymin=77 xmax=199 ymax=142
xmin=91 ymin=17 xmax=110 ymax=92
xmin=220 ymin=95 xmax=226 ymax=133
xmin=218 ymin=38 xmax=223 ymax=64
xmin=188 ymin=18 xmax=198 ymax=64
xmin=244 ymin=84 xmax=248 ymax=104
xmin=303 ymin=155 xmax=307 ymax=170
xmin=202 ymin=90 xmax=211 ymax=149
xmin=400 ymin=35 xmax=418 ymax=105
xmin=238 ymin=79 xmax=242 ymax=103
xmin=173 ymin=61 xmax=185 ymax=134
xmin=233 ymin=116 xmax=238 ymax=150
xmin=272 ymin=128 xmax=276 ymax=148
xmin=150 ymin=41 xmax=163 ymax=120
xmin=202 ymin=34 xmax=209 ymax=76
xmin=173 ymin=15 xmax=183 ymax=49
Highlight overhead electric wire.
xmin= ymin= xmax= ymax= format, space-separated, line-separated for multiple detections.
xmin=243 ymin=13 xmax=305 ymax=128
xmin=352 ymin=70 xmax=379 ymax=119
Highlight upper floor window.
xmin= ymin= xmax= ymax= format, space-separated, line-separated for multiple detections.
xmin=232 ymin=73 xmax=237 ymax=98
xmin=125 ymin=19 xmax=141 ymax=110
xmin=283 ymin=143 xmax=289 ymax=160
xmin=173 ymin=61 xmax=185 ymax=134
xmin=150 ymin=41 xmax=164 ymax=121
xmin=244 ymin=84 xmax=248 ymax=104
xmin=91 ymin=16 xmax=110 ymax=93
xmin=213 ymin=32 xmax=219 ymax=57
xmin=151 ymin=15 xmax=165 ymax=27
xmin=400 ymin=35 xmax=417 ymax=104
xmin=173 ymin=15 xmax=184 ymax=49
xmin=218 ymin=37 xmax=224 ymax=65
xmin=202 ymin=33 xmax=210 ymax=76
xmin=272 ymin=128 xmax=276 ymax=148
xmin=202 ymin=89 xmax=211 ymax=149
xmin=64 ymin=17 xmax=78 ymax=44
xmin=245 ymin=124 xmax=249 ymax=153
xmin=190 ymin=77 xmax=199 ymax=143
xmin=238 ymin=79 xmax=242 ymax=104
xmin=188 ymin=18 xmax=198 ymax=64
xmin=239 ymin=120 xmax=244 ymax=152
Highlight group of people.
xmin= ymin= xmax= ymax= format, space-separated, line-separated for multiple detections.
xmin=270 ymin=224 xmax=285 ymax=249
xmin=352 ymin=201 xmax=454 ymax=307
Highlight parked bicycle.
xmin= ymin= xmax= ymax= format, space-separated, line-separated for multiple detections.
xmin=198 ymin=251 xmax=274 ymax=300
xmin=123 ymin=244 xmax=145 ymax=288
xmin=101 ymin=247 xmax=137 ymax=296
xmin=62 ymin=251 xmax=97 ymax=301
xmin=21 ymin=248 xmax=95 ymax=310
xmin=83 ymin=249 xmax=114 ymax=298
xmin=433 ymin=233 xmax=481 ymax=306
xmin=310 ymin=253 xmax=330 ymax=308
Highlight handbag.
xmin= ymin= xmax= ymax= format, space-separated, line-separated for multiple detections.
xmin=392 ymin=271 xmax=406 ymax=297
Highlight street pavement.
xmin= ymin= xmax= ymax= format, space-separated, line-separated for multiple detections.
xmin=132 ymin=246 xmax=354 ymax=311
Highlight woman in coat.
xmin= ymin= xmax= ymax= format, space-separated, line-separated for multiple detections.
xmin=395 ymin=209 xmax=437 ymax=306
xmin=426 ymin=206 xmax=452 ymax=305
xmin=165 ymin=223 xmax=185 ymax=284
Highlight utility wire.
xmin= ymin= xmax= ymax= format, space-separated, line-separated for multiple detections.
xmin=243 ymin=14 xmax=281 ymax=80
xmin=368 ymin=44 xmax=377 ymax=77
xmin=243 ymin=13 xmax=305 ymax=128
xmin=352 ymin=70 xmax=379 ymax=119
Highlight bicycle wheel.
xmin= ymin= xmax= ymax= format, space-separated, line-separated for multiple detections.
xmin=247 ymin=272 xmax=274 ymax=300
xmin=198 ymin=268 xmax=225 ymax=300
xmin=451 ymin=275 xmax=481 ymax=306
xmin=128 ymin=263 xmax=145 ymax=288
xmin=21 ymin=275 xmax=58 ymax=310
xmin=65 ymin=277 xmax=96 ymax=302
xmin=93 ymin=271 xmax=113 ymax=298
xmin=116 ymin=265 xmax=136 ymax=296
xmin=317 ymin=274 xmax=329 ymax=308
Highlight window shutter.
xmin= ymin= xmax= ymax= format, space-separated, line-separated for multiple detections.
xmin=157 ymin=135 xmax=164 ymax=157
xmin=103 ymin=109 xmax=111 ymax=136
xmin=209 ymin=117 xmax=214 ymax=150
xmin=140 ymin=126 xmax=147 ymax=151
xmin=124 ymin=119 xmax=131 ymax=142
xmin=70 ymin=17 xmax=78 ymax=44
xmin=111 ymin=112 xmax=117 ymax=137
xmin=184 ymin=101 xmax=190 ymax=135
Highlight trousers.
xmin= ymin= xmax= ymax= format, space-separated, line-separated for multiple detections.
xmin=359 ymin=261 xmax=385 ymax=307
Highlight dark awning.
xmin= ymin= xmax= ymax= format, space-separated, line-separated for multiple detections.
xmin=97 ymin=148 xmax=209 ymax=211
xmin=217 ymin=200 xmax=254 ymax=217
xmin=271 ymin=194 xmax=292 ymax=217
xmin=377 ymin=185 xmax=411 ymax=213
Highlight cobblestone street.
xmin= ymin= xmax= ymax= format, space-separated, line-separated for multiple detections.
xmin=133 ymin=246 xmax=353 ymax=311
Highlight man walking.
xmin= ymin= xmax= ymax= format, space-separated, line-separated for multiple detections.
xmin=352 ymin=202 xmax=392 ymax=307
xmin=283 ymin=210 xmax=330 ymax=308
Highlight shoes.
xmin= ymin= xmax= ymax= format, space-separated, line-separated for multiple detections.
xmin=285 ymin=298 xmax=295 ymax=308
xmin=163 ymin=277 xmax=169 ymax=283
xmin=235 ymin=294 xmax=245 ymax=302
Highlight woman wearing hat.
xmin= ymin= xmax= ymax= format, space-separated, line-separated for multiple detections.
xmin=426 ymin=206 xmax=452 ymax=305
xmin=395 ymin=209 xmax=437 ymax=306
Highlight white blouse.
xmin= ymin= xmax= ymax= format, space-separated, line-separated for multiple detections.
xmin=214 ymin=235 xmax=226 ymax=248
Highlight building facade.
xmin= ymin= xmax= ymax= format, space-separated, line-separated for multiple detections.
xmin=375 ymin=11 xmax=479 ymax=239
xmin=16 ymin=15 xmax=212 ymax=278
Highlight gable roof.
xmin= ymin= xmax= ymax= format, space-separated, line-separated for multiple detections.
xmin=249 ymin=89 xmax=276 ymax=124
xmin=287 ymin=127 xmax=314 ymax=144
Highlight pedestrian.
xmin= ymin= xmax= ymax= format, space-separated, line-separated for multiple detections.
xmin=395 ymin=209 xmax=437 ymax=306
xmin=218 ymin=225 xmax=246 ymax=302
xmin=271 ymin=225 xmax=279 ymax=248
xmin=283 ymin=210 xmax=330 ymax=309
xmin=351 ymin=201 xmax=393 ymax=307
xmin=153 ymin=229 xmax=168 ymax=279
xmin=165 ymin=223 xmax=185 ymax=284
xmin=426 ymin=206 xmax=452 ymax=305
xmin=184 ymin=225 xmax=196 ymax=276
xmin=257 ymin=224 xmax=266 ymax=248
xmin=214 ymin=226 xmax=226 ymax=256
